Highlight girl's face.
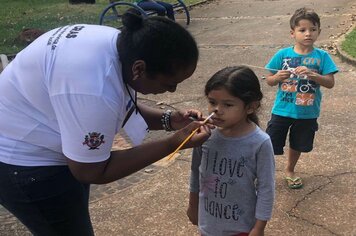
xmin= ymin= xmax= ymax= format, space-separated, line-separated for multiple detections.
xmin=207 ymin=88 xmax=252 ymax=132
xmin=291 ymin=19 xmax=320 ymax=49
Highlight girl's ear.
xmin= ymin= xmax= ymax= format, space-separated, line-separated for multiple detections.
xmin=132 ymin=60 xmax=146 ymax=81
xmin=246 ymin=101 xmax=260 ymax=114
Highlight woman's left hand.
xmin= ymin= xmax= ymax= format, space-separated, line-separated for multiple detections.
xmin=170 ymin=109 xmax=203 ymax=130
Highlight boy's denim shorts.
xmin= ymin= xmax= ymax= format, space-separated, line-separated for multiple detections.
xmin=266 ymin=114 xmax=318 ymax=155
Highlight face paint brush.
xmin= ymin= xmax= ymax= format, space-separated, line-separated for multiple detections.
xmin=167 ymin=112 xmax=215 ymax=160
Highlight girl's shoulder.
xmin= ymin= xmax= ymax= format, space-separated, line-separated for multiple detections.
xmin=213 ymin=126 xmax=269 ymax=142
xmin=253 ymin=126 xmax=271 ymax=141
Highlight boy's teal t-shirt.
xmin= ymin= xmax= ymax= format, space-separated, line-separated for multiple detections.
xmin=265 ymin=46 xmax=338 ymax=119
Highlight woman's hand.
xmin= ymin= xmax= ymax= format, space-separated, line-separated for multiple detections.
xmin=171 ymin=120 xmax=212 ymax=149
xmin=170 ymin=109 xmax=203 ymax=130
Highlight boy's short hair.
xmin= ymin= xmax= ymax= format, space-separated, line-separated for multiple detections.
xmin=290 ymin=7 xmax=320 ymax=29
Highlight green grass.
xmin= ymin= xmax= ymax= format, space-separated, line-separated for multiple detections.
xmin=341 ymin=27 xmax=356 ymax=59
xmin=0 ymin=0 xmax=201 ymax=54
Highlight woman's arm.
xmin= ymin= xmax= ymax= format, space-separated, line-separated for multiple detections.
xmin=67 ymin=121 xmax=211 ymax=184
xmin=138 ymin=102 xmax=205 ymax=130
xmin=137 ymin=103 xmax=164 ymax=130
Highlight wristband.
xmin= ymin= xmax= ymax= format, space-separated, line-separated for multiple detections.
xmin=161 ymin=110 xmax=173 ymax=131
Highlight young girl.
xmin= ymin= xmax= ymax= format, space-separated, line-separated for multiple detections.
xmin=187 ymin=66 xmax=275 ymax=236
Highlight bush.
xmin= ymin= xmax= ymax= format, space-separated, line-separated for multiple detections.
xmin=341 ymin=27 xmax=356 ymax=59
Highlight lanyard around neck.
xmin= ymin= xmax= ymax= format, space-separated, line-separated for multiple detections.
xmin=122 ymin=83 xmax=142 ymax=128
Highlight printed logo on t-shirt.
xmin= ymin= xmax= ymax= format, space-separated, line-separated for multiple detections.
xmin=279 ymin=56 xmax=319 ymax=107
xmin=47 ymin=25 xmax=85 ymax=50
xmin=82 ymin=132 xmax=105 ymax=150
xmin=201 ymin=152 xmax=246 ymax=221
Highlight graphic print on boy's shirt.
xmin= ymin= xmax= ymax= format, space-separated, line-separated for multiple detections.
xmin=200 ymin=150 xmax=247 ymax=221
xmin=279 ymin=56 xmax=319 ymax=107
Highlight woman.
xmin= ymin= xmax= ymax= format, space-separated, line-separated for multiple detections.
xmin=0 ymin=10 xmax=211 ymax=235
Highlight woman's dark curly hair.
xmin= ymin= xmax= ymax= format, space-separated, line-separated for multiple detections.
xmin=118 ymin=8 xmax=199 ymax=77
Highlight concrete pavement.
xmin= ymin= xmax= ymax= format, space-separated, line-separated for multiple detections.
xmin=0 ymin=0 xmax=355 ymax=235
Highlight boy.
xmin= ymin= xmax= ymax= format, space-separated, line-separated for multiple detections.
xmin=265 ymin=7 xmax=338 ymax=189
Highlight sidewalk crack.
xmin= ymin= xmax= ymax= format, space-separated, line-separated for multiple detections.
xmin=286 ymin=171 xmax=355 ymax=236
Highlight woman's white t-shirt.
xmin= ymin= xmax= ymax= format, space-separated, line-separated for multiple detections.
xmin=0 ymin=24 xmax=133 ymax=166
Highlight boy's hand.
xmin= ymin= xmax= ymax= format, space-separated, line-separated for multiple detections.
xmin=294 ymin=66 xmax=316 ymax=80
xmin=266 ymin=70 xmax=291 ymax=86
xmin=275 ymin=69 xmax=292 ymax=81
xmin=293 ymin=66 xmax=335 ymax=88
xmin=294 ymin=66 xmax=309 ymax=74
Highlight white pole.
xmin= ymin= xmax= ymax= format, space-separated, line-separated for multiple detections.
xmin=0 ymin=54 xmax=9 ymax=72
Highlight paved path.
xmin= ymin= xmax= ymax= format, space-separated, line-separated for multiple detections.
xmin=1 ymin=0 xmax=355 ymax=235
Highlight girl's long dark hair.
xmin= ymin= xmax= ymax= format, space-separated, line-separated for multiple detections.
xmin=205 ymin=66 xmax=263 ymax=125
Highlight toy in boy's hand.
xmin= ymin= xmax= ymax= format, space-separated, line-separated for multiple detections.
xmin=287 ymin=67 xmax=308 ymax=79
xmin=287 ymin=67 xmax=296 ymax=78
